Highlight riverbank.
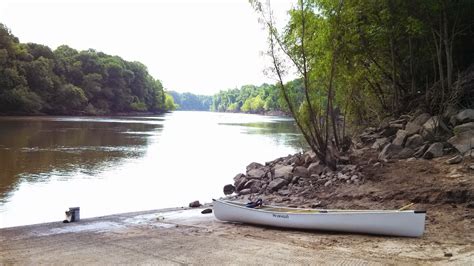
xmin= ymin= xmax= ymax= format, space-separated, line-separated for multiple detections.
xmin=0 ymin=205 xmax=472 ymax=264
xmin=217 ymin=110 xmax=474 ymax=263
xmin=0 ymin=111 xmax=164 ymax=116
xmin=217 ymin=109 xmax=291 ymax=117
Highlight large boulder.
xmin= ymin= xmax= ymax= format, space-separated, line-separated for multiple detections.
xmin=392 ymin=130 xmax=409 ymax=146
xmin=238 ymin=189 xmax=252 ymax=195
xmin=234 ymin=176 xmax=248 ymax=192
xmin=453 ymin=122 xmax=474 ymax=134
xmin=286 ymin=154 xmax=304 ymax=166
xmin=413 ymin=113 xmax=432 ymax=125
xmin=396 ymin=148 xmax=415 ymax=159
xmin=243 ymin=179 xmax=258 ymax=190
xmin=308 ymin=162 xmax=324 ymax=175
xmin=379 ymin=143 xmax=403 ymax=160
xmin=389 ymin=123 xmax=404 ymax=129
xmin=380 ymin=127 xmax=398 ymax=137
xmin=422 ymin=142 xmax=444 ymax=159
xmin=304 ymin=150 xmax=317 ymax=164
xmin=223 ymin=184 xmax=235 ymax=195
xmin=293 ymin=166 xmax=309 ymax=178
xmin=372 ymin=137 xmax=389 ymax=150
xmin=247 ymin=168 xmax=266 ymax=179
xmin=413 ymin=144 xmax=430 ymax=158
xmin=247 ymin=180 xmax=263 ymax=191
xmin=267 ymin=178 xmax=288 ymax=191
xmin=422 ymin=116 xmax=440 ymax=132
xmin=405 ymin=134 xmax=424 ymax=149
xmin=448 ymin=130 xmax=474 ymax=154
xmin=274 ymin=164 xmax=293 ymax=180
xmin=405 ymin=122 xmax=422 ymax=136
xmin=233 ymin=173 xmax=245 ymax=182
xmin=421 ymin=116 xmax=450 ymax=140
xmin=455 ymin=109 xmax=474 ymax=124
xmin=246 ymin=162 xmax=264 ymax=172
xmin=360 ymin=131 xmax=382 ymax=143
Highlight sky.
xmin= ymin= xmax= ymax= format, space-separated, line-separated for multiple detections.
xmin=0 ymin=0 xmax=294 ymax=95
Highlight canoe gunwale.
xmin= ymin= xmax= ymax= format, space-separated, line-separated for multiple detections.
xmin=213 ymin=199 xmax=426 ymax=216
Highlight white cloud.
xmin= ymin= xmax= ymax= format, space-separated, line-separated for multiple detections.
xmin=0 ymin=0 xmax=294 ymax=95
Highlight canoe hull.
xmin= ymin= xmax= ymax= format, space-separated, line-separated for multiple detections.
xmin=213 ymin=200 xmax=426 ymax=237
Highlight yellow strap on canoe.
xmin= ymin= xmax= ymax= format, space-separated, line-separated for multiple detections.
xmin=398 ymin=203 xmax=414 ymax=211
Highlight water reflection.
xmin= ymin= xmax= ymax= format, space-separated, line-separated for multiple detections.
xmin=0 ymin=112 xmax=303 ymax=228
xmin=0 ymin=117 xmax=163 ymax=204
xmin=219 ymin=119 xmax=307 ymax=150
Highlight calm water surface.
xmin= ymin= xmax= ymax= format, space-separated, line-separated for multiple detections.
xmin=0 ymin=111 xmax=304 ymax=228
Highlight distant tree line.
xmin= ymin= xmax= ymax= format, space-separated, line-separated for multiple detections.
xmin=168 ymin=91 xmax=212 ymax=111
xmin=210 ymin=80 xmax=303 ymax=114
xmin=0 ymin=23 xmax=175 ymax=115
xmin=169 ymin=80 xmax=304 ymax=114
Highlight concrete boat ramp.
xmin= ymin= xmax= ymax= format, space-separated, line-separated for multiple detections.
xmin=0 ymin=207 xmax=469 ymax=265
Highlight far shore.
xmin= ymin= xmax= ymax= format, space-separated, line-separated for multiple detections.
xmin=0 ymin=111 xmax=162 ymax=117
xmin=0 ymin=109 xmax=291 ymax=117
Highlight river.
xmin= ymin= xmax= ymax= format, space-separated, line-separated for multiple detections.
xmin=0 ymin=111 xmax=304 ymax=228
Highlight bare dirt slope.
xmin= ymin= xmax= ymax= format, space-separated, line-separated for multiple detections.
xmin=234 ymin=152 xmax=474 ymax=264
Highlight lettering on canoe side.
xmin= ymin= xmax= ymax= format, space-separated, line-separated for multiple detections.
xmin=272 ymin=214 xmax=289 ymax=219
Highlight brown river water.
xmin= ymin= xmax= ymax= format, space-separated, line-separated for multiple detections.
xmin=0 ymin=111 xmax=304 ymax=228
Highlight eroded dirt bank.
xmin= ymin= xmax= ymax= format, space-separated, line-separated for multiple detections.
xmin=1 ymin=203 xmax=472 ymax=265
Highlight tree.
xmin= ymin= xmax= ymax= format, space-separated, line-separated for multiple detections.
xmin=169 ymin=91 xmax=212 ymax=111
xmin=0 ymin=24 xmax=174 ymax=115
xmin=210 ymin=83 xmax=288 ymax=114
xmin=251 ymin=0 xmax=346 ymax=169
xmin=164 ymin=93 xmax=177 ymax=111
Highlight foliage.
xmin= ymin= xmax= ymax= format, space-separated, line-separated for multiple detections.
xmin=251 ymin=0 xmax=474 ymax=168
xmin=168 ymin=91 xmax=212 ymax=111
xmin=0 ymin=24 xmax=171 ymax=115
xmin=164 ymin=92 xmax=178 ymax=111
xmin=210 ymin=82 xmax=300 ymax=114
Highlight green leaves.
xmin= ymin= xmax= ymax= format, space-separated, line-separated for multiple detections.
xmin=0 ymin=85 xmax=43 ymax=113
xmin=164 ymin=93 xmax=177 ymax=111
xmin=0 ymin=24 xmax=171 ymax=115
xmin=211 ymin=82 xmax=290 ymax=114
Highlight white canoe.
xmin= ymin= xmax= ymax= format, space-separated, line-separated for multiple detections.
xmin=213 ymin=199 xmax=426 ymax=237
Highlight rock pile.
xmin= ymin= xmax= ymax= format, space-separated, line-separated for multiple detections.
xmin=224 ymin=151 xmax=364 ymax=197
xmin=359 ymin=109 xmax=474 ymax=163
xmin=223 ymin=109 xmax=473 ymax=199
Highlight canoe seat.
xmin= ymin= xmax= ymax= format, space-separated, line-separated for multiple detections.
xmin=245 ymin=199 xmax=263 ymax=208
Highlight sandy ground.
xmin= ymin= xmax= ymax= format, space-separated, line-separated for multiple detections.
xmin=1 ymin=205 xmax=472 ymax=265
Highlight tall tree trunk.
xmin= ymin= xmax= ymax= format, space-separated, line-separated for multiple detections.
xmin=409 ymin=37 xmax=415 ymax=94
xmin=442 ymin=7 xmax=453 ymax=90
xmin=299 ymin=0 xmax=325 ymax=152
xmin=390 ymin=36 xmax=398 ymax=112
xmin=432 ymin=28 xmax=445 ymax=96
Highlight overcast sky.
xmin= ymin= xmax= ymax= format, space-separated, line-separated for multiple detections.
xmin=0 ymin=0 xmax=294 ymax=95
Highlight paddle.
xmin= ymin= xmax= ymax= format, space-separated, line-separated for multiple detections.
xmin=398 ymin=203 xmax=415 ymax=211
